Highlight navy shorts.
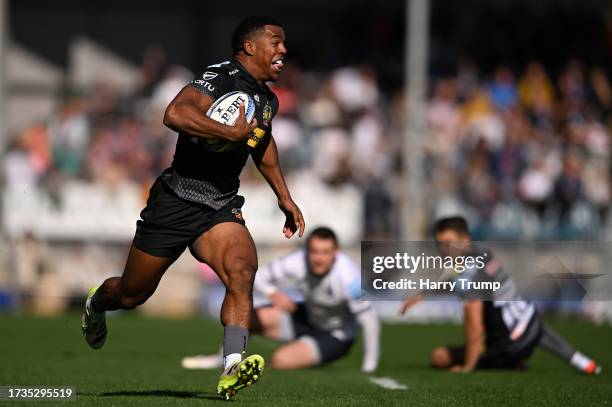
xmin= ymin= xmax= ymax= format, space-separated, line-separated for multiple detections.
xmin=291 ymin=304 xmax=354 ymax=365
xmin=133 ymin=177 xmax=246 ymax=258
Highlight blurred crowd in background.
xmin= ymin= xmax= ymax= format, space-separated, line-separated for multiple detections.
xmin=3 ymin=52 xmax=612 ymax=240
xmin=423 ymin=61 xmax=612 ymax=239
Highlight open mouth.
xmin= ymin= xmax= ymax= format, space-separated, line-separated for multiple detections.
xmin=271 ymin=59 xmax=284 ymax=72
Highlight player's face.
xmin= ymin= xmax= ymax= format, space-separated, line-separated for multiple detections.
xmin=307 ymin=237 xmax=338 ymax=276
xmin=434 ymin=230 xmax=471 ymax=257
xmin=252 ymin=25 xmax=287 ymax=81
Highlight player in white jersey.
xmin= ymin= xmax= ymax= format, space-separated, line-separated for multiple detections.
xmin=183 ymin=227 xmax=380 ymax=372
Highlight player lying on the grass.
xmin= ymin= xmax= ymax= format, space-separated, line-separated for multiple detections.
xmin=399 ymin=216 xmax=601 ymax=374
xmin=81 ymin=16 xmax=305 ymax=400
xmin=182 ymin=227 xmax=380 ymax=373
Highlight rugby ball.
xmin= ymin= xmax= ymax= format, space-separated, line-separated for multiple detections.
xmin=206 ymin=91 xmax=255 ymax=126
xmin=199 ymin=91 xmax=256 ymax=152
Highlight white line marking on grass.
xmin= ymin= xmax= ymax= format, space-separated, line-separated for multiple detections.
xmin=369 ymin=376 xmax=409 ymax=390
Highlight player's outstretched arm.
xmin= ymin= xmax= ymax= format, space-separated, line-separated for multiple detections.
xmin=356 ymin=307 xmax=381 ymax=373
xmin=163 ymin=86 xmax=256 ymax=142
xmin=457 ymin=300 xmax=484 ymax=372
xmin=251 ymin=136 xmax=305 ymax=238
xmin=398 ymin=293 xmax=424 ymax=316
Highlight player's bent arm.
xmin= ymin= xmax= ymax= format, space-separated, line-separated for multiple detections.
xmin=163 ymin=86 xmax=253 ymax=142
xmin=252 ymin=135 xmax=305 ymax=238
xmin=251 ymin=135 xmax=292 ymax=201
xmin=398 ymin=293 xmax=424 ymax=315
xmin=253 ymin=251 xmax=304 ymax=297
xmin=253 ymin=263 xmax=280 ymax=298
xmin=461 ymin=300 xmax=484 ymax=372
xmin=253 ymin=266 xmax=295 ymax=312
xmin=253 ymin=253 xmax=305 ymax=312
xmin=356 ymin=307 xmax=381 ymax=373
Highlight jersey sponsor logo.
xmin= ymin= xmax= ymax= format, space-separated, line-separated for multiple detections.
xmin=247 ymin=127 xmax=266 ymax=148
xmin=193 ymin=80 xmax=215 ymax=93
xmin=229 ymin=69 xmax=239 ymax=75
xmin=202 ymin=71 xmax=218 ymax=80
xmin=216 ymin=94 xmax=248 ymax=125
xmin=262 ymin=103 xmax=272 ymax=126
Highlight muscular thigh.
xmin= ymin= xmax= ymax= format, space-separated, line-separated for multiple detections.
xmin=120 ymin=245 xmax=178 ymax=297
xmin=189 ymin=222 xmax=258 ymax=285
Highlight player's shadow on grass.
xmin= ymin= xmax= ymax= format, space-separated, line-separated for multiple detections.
xmin=96 ymin=390 xmax=222 ymax=401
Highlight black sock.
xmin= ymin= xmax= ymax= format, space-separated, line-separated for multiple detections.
xmin=539 ymin=323 xmax=576 ymax=362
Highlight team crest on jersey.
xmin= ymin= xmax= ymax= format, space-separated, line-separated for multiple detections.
xmin=263 ymin=103 xmax=272 ymax=126
xmin=231 ymin=208 xmax=244 ymax=220
xmin=254 ymin=94 xmax=260 ymax=103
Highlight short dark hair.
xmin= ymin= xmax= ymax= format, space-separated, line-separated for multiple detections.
xmin=231 ymin=16 xmax=283 ymax=54
xmin=433 ymin=216 xmax=470 ymax=237
xmin=306 ymin=226 xmax=338 ymax=247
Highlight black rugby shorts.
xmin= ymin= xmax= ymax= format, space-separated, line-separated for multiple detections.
xmin=132 ymin=177 xmax=246 ymax=258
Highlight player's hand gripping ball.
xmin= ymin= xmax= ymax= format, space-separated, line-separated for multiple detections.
xmin=203 ymin=91 xmax=256 ymax=152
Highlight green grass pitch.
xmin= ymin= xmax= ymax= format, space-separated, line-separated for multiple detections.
xmin=1 ymin=313 xmax=611 ymax=406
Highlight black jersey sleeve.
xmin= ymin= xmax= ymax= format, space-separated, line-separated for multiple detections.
xmin=189 ymin=64 xmax=234 ymax=100
xmin=270 ymin=94 xmax=280 ymax=118
xmin=250 ymin=125 xmax=272 ymax=156
xmin=265 ymin=94 xmax=280 ymax=138
xmin=250 ymin=94 xmax=279 ymax=155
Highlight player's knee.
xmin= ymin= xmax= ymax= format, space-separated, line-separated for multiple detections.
xmin=256 ymin=307 xmax=278 ymax=329
xmin=431 ymin=347 xmax=451 ymax=368
xmin=270 ymin=351 xmax=295 ymax=370
xmin=224 ymin=257 xmax=257 ymax=294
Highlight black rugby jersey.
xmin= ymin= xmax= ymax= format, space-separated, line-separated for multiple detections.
xmin=457 ymin=247 xmax=541 ymax=351
xmin=162 ymin=59 xmax=279 ymax=209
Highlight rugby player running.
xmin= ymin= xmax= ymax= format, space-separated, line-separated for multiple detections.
xmin=81 ymin=16 xmax=305 ymax=400
xmin=400 ymin=216 xmax=601 ymax=374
